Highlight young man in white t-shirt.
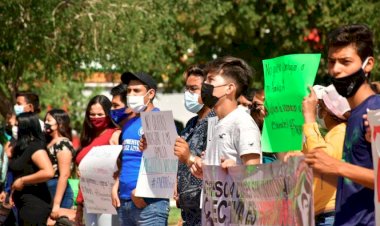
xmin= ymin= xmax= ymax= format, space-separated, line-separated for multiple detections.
xmin=191 ymin=56 xmax=262 ymax=177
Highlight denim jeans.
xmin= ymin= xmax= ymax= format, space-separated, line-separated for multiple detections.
xmin=84 ymin=206 xmax=119 ymax=226
xmin=47 ymin=178 xmax=74 ymax=208
xmin=315 ymin=211 xmax=335 ymax=226
xmin=117 ymin=199 xmax=169 ymax=226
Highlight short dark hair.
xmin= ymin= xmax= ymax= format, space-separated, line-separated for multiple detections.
xmin=241 ymin=88 xmax=256 ymax=102
xmin=110 ymin=83 xmax=128 ymax=104
xmin=183 ymin=64 xmax=206 ymax=81
xmin=16 ymin=91 xmax=41 ymax=113
xmin=328 ymin=24 xmax=374 ymax=61
xmin=205 ymin=56 xmax=254 ymax=98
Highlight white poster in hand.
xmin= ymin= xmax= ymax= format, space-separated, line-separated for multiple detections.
xmin=79 ymin=145 xmax=122 ymax=214
xmin=135 ymin=111 xmax=178 ymax=198
xmin=368 ymin=110 xmax=380 ymax=226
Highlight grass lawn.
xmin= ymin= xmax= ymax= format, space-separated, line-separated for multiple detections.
xmin=168 ymin=207 xmax=182 ymax=226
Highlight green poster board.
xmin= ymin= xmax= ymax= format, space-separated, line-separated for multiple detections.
xmin=261 ymin=53 xmax=321 ymax=153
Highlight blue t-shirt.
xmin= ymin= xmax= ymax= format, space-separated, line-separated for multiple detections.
xmin=335 ymin=95 xmax=380 ymax=226
xmin=119 ymin=108 xmax=159 ymax=200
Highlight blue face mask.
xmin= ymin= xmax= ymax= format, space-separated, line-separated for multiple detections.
xmin=184 ymin=91 xmax=204 ymax=113
xmin=110 ymin=107 xmax=128 ymax=124
xmin=14 ymin=104 xmax=24 ymax=116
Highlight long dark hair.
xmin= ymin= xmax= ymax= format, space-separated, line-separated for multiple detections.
xmin=45 ymin=109 xmax=72 ymax=140
xmin=79 ymin=95 xmax=115 ymax=148
xmin=16 ymin=112 xmax=45 ymax=151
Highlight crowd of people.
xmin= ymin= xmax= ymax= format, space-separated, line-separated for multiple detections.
xmin=0 ymin=23 xmax=378 ymax=226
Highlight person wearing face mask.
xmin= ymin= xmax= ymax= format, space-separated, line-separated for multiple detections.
xmin=110 ymin=83 xmax=134 ymax=127
xmin=297 ymin=84 xmax=349 ymax=226
xmin=190 ymin=56 xmax=262 ymax=182
xmin=74 ymin=95 xmax=119 ymax=226
xmin=8 ymin=112 xmax=54 ymax=225
xmin=44 ymin=109 xmax=76 ymax=221
xmin=171 ymin=65 xmax=215 ymax=226
xmin=14 ymin=91 xmax=41 ymax=116
xmin=14 ymin=91 xmax=44 ymax=130
xmin=304 ymin=24 xmax=380 ymax=226
xmin=112 ymin=72 xmax=169 ymax=226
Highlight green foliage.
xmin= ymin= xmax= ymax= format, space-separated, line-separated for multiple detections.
xmin=178 ymin=0 xmax=380 ymax=86
xmin=0 ymin=0 xmax=380 ymax=128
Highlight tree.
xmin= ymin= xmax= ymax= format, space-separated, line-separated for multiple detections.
xmin=177 ymin=0 xmax=380 ymax=86
xmin=1 ymin=0 xmax=380 ymax=125
xmin=0 ymin=0 xmax=194 ymax=126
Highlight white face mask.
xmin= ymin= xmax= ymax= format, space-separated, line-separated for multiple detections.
xmin=12 ymin=125 xmax=18 ymax=140
xmin=127 ymin=91 xmax=151 ymax=113
xmin=184 ymin=91 xmax=204 ymax=113
xmin=14 ymin=104 xmax=24 ymax=116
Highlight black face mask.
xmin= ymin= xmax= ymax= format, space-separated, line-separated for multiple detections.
xmin=201 ymin=83 xmax=218 ymax=108
xmin=201 ymin=83 xmax=228 ymax=108
xmin=330 ymin=68 xmax=367 ymax=98
xmin=44 ymin=123 xmax=53 ymax=133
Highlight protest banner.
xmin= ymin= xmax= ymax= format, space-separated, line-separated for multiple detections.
xmin=368 ymin=110 xmax=380 ymax=225
xmin=78 ymin=145 xmax=122 ymax=214
xmin=261 ymin=53 xmax=321 ymax=152
xmin=135 ymin=111 xmax=178 ymax=198
xmin=202 ymin=156 xmax=314 ymax=226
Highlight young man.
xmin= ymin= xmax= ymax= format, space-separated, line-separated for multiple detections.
xmin=114 ymin=72 xmax=169 ymax=226
xmin=191 ymin=56 xmax=261 ymax=178
xmin=305 ymin=24 xmax=379 ymax=225
xmin=14 ymin=91 xmax=41 ymax=115
xmin=110 ymin=83 xmax=133 ymax=127
xmin=173 ymin=64 xmax=215 ymax=226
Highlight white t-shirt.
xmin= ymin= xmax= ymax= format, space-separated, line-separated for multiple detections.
xmin=204 ymin=107 xmax=262 ymax=165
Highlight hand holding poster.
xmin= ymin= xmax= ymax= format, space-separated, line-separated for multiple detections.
xmin=261 ymin=54 xmax=321 ymax=152
xmin=202 ymin=156 xmax=314 ymax=226
xmin=368 ymin=110 xmax=380 ymax=225
xmin=135 ymin=111 xmax=178 ymax=198
xmin=79 ymin=145 xmax=122 ymax=214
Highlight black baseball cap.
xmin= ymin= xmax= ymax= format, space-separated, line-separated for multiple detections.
xmin=121 ymin=72 xmax=157 ymax=90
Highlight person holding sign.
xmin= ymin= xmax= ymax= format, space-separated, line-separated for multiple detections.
xmin=114 ymin=72 xmax=169 ymax=226
xmin=294 ymin=85 xmax=349 ymax=225
xmin=191 ymin=56 xmax=262 ymax=178
xmin=174 ymin=64 xmax=215 ymax=226
xmin=75 ymin=95 xmax=119 ymax=226
xmin=305 ymin=24 xmax=380 ymax=226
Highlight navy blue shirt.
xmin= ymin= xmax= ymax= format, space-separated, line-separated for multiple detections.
xmin=335 ymin=95 xmax=380 ymax=226
xmin=177 ymin=111 xmax=215 ymax=210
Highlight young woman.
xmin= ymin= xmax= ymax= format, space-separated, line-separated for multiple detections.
xmin=44 ymin=109 xmax=75 ymax=219
xmin=9 ymin=112 xmax=54 ymax=225
xmin=75 ymin=95 xmax=120 ymax=226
